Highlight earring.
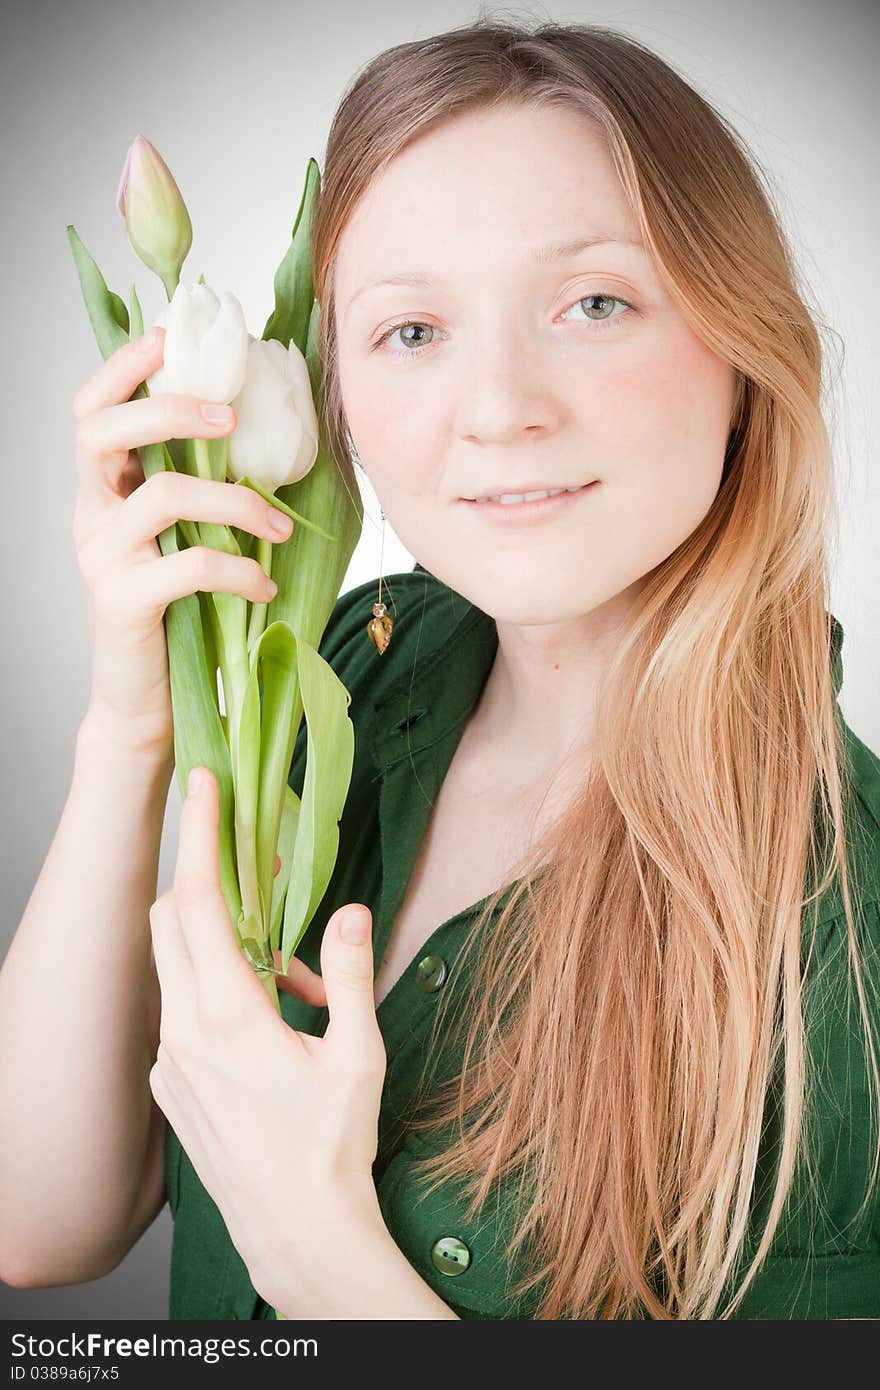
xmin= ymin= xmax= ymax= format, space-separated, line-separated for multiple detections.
xmin=366 ymin=507 xmax=393 ymax=655
xmin=348 ymin=430 xmax=393 ymax=656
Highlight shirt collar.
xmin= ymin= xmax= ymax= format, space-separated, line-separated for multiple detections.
xmin=368 ymin=594 xmax=844 ymax=772
xmin=830 ymin=612 xmax=844 ymax=698
xmin=369 ymin=597 xmax=498 ymax=773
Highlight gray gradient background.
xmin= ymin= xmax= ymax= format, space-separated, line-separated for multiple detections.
xmin=2 ymin=0 xmax=877 ymax=1321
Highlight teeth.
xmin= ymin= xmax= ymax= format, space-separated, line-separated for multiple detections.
xmin=476 ymin=485 xmax=583 ymax=506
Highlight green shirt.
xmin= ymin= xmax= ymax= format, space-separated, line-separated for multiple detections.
xmin=164 ymin=570 xmax=880 ymax=1320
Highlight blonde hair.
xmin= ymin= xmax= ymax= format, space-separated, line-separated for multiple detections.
xmin=310 ymin=13 xmax=879 ymax=1317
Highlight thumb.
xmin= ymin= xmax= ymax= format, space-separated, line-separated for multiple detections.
xmin=321 ymin=904 xmax=379 ymax=1054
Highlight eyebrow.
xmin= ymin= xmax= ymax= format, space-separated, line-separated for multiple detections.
xmin=345 ymin=233 xmax=644 ymax=314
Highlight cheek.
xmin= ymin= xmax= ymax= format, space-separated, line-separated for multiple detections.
xmin=580 ymin=333 xmax=732 ymax=454
xmin=578 ymin=339 xmax=731 ymax=570
xmin=342 ymin=384 xmax=444 ymax=519
xmin=340 ymin=363 xmax=440 ymax=489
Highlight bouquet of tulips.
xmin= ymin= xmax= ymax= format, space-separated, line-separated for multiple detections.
xmin=67 ymin=137 xmax=363 ymax=1013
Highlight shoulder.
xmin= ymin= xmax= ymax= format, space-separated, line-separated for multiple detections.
xmin=803 ymin=714 xmax=880 ymax=1040
xmin=733 ymin=719 xmax=880 ymax=1315
xmin=807 ymin=714 xmax=880 ymax=932
xmin=842 ymin=718 xmax=880 ymax=881
xmin=783 ymin=724 xmax=880 ymax=1283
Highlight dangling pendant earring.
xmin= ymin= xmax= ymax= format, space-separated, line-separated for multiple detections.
xmin=366 ymin=507 xmax=393 ymax=655
xmin=348 ymin=428 xmax=393 ymax=656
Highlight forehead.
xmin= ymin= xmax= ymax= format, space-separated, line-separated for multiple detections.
xmin=333 ymin=103 xmax=640 ymax=295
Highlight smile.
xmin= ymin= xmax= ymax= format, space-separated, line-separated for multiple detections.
xmin=476 ymin=485 xmax=583 ymax=505
xmin=460 ymin=481 xmax=600 ymax=524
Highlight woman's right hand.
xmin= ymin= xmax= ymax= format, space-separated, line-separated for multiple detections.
xmin=71 ymin=325 xmax=295 ymax=759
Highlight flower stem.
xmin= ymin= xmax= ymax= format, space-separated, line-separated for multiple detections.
xmin=224 ymin=643 xmax=262 ymax=933
xmin=247 ymin=535 xmax=274 ymax=660
xmin=263 ymin=972 xmax=281 ymax=1011
xmin=192 ymin=435 xmax=263 ymax=942
xmin=244 ymin=533 xmax=284 ymax=934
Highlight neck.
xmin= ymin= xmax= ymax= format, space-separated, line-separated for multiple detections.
xmin=468 ymin=582 xmax=645 ymax=782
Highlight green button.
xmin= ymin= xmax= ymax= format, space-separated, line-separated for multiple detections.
xmin=431 ymin=1236 xmax=471 ymax=1276
xmin=416 ymin=954 xmax=448 ymax=992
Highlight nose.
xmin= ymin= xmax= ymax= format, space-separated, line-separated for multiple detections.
xmin=455 ymin=344 xmax=561 ymax=447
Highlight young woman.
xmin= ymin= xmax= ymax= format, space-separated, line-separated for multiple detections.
xmin=3 ymin=18 xmax=878 ymax=1320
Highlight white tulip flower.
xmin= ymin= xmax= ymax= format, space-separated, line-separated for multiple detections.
xmin=147 ymin=281 xmax=249 ymax=403
xmin=227 ymin=335 xmax=320 ymax=493
xmin=116 ymin=135 xmax=192 ymax=298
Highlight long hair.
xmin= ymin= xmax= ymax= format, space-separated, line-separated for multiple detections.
xmin=309 ymin=13 xmax=879 ymax=1318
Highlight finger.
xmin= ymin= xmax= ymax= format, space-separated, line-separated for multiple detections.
xmin=320 ymin=905 xmax=383 ymax=1060
xmin=173 ymin=767 xmax=242 ymax=980
xmin=274 ymin=854 xmax=281 ymax=877
xmin=72 ymin=327 xmax=166 ymax=423
xmin=82 ymin=393 xmax=236 ymax=467
xmin=149 ymin=892 xmax=193 ymax=1019
xmin=92 ymin=545 xmax=277 ymax=624
xmin=116 ymin=470 xmax=292 ymax=557
xmin=73 ymin=330 xmax=170 ymax=503
xmin=271 ymin=949 xmax=327 ymax=1007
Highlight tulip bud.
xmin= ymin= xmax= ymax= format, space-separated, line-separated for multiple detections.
xmin=146 ymin=281 xmax=249 ymax=403
xmin=116 ymin=135 xmax=193 ymax=295
xmin=227 ymin=336 xmax=320 ymax=492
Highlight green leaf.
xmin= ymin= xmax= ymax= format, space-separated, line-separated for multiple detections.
xmin=245 ymin=294 xmax=364 ymax=917
xmin=240 ymin=933 xmax=275 ymax=971
xmin=247 ymin=619 xmax=301 ymax=925
xmin=165 ymin=582 xmax=241 ymax=932
xmin=198 ymin=590 xmax=219 ymax=709
xmin=133 ymin=436 xmax=240 ymax=929
xmin=280 ymin=631 xmax=355 ymax=966
xmin=66 ymin=224 xmax=130 ymax=360
xmin=236 ymin=632 xmax=265 ymax=933
xmin=233 ymin=524 xmax=257 ymax=562
xmin=261 ymin=157 xmax=320 ymax=355
xmin=270 ymin=785 xmax=302 ymax=952
xmin=232 ymin=474 xmax=336 ymax=543
xmin=268 ymin=302 xmax=364 ymax=659
xmin=128 ymin=283 xmax=145 ymax=339
xmin=165 ymin=435 xmax=188 ymax=473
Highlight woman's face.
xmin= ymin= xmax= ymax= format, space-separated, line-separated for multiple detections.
xmin=333 ymin=102 xmax=737 ymax=626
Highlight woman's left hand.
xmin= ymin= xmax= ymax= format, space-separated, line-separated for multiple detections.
xmin=148 ymin=765 xmax=387 ymax=1304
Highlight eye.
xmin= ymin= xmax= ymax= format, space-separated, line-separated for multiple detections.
xmin=372 ymin=319 xmax=440 ymax=360
xmin=559 ymin=291 xmax=634 ymax=330
xmin=371 ymin=289 xmax=635 ymax=362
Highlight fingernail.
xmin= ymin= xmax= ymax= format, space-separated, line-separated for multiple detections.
xmin=135 ymin=328 xmax=158 ymax=352
xmin=267 ymin=507 xmax=293 ymax=536
xmin=188 ymin=767 xmax=206 ymax=797
xmin=200 ymin=403 xmax=233 ymax=424
xmin=340 ymin=908 xmax=370 ymax=943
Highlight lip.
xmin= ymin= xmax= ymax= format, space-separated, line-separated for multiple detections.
xmin=461 ymin=480 xmax=594 ymax=501
xmin=459 ymin=480 xmax=600 ymax=524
